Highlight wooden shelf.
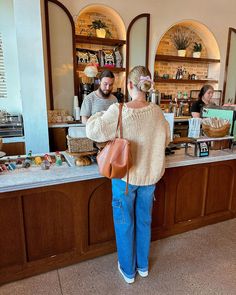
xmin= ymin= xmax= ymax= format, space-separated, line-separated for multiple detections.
xmin=77 ymin=64 xmax=125 ymax=73
xmin=155 ymin=54 xmax=220 ymax=64
xmin=154 ymin=78 xmax=218 ymax=84
xmin=75 ymin=35 xmax=126 ymax=47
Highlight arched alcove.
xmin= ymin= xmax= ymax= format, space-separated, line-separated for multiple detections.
xmin=154 ymin=20 xmax=221 ymax=100
xmin=74 ymin=5 xmax=126 ymax=40
xmin=74 ymin=5 xmax=126 ymax=98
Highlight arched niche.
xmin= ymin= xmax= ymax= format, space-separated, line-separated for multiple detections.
xmin=154 ymin=20 xmax=220 ymax=99
xmin=74 ymin=5 xmax=126 ymax=40
xmin=74 ymin=5 xmax=126 ymax=92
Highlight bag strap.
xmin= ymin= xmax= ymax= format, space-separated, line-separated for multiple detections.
xmin=115 ymin=103 xmax=129 ymax=195
xmin=115 ymin=103 xmax=124 ymax=138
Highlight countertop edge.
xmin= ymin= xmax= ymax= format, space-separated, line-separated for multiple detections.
xmin=0 ymin=149 xmax=236 ymax=193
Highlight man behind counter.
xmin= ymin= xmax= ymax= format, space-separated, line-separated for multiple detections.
xmin=80 ymin=70 xmax=117 ymax=123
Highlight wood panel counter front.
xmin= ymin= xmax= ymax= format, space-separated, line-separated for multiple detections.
xmin=0 ymin=148 xmax=236 ymax=285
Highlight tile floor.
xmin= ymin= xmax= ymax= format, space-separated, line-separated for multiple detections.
xmin=0 ymin=218 xmax=236 ymax=295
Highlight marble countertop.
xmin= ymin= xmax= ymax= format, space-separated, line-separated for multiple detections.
xmin=0 ymin=148 xmax=236 ymax=193
xmin=48 ymin=123 xmax=85 ymax=128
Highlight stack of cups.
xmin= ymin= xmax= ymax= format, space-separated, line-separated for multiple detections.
xmin=73 ymin=96 xmax=80 ymax=121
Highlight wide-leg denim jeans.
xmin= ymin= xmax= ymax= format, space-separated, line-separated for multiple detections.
xmin=111 ymin=179 xmax=156 ymax=279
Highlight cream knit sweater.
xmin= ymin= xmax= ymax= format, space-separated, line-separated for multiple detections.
xmin=86 ymin=103 xmax=170 ymax=186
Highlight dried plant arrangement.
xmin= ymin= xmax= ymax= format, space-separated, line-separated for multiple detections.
xmin=171 ymin=27 xmax=192 ymax=50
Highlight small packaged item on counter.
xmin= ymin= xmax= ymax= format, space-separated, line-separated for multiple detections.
xmin=55 ymin=152 xmax=63 ymax=166
xmin=23 ymin=158 xmax=31 ymax=168
xmin=8 ymin=162 xmax=16 ymax=170
xmin=34 ymin=156 xmax=42 ymax=165
xmin=44 ymin=154 xmax=52 ymax=164
xmin=16 ymin=155 xmax=23 ymax=166
xmin=41 ymin=160 xmax=50 ymax=170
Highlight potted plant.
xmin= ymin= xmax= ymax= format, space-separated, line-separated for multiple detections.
xmin=171 ymin=27 xmax=191 ymax=57
xmin=88 ymin=19 xmax=107 ymax=38
xmin=193 ymin=42 xmax=202 ymax=58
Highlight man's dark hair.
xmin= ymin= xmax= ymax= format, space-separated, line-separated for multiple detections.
xmin=99 ymin=70 xmax=115 ymax=80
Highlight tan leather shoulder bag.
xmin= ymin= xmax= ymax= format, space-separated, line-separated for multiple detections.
xmin=96 ymin=103 xmax=132 ymax=192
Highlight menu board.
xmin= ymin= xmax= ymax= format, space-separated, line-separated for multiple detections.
xmin=0 ymin=33 xmax=7 ymax=99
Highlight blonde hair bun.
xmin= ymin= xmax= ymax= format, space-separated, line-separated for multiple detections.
xmin=128 ymin=66 xmax=153 ymax=93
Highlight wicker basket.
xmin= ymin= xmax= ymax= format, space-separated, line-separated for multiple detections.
xmin=67 ymin=135 xmax=94 ymax=153
xmin=202 ymin=123 xmax=230 ymax=138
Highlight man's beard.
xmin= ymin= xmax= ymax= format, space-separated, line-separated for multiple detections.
xmin=98 ymin=87 xmax=111 ymax=98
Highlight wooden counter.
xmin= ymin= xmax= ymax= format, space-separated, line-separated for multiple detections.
xmin=0 ymin=150 xmax=236 ymax=285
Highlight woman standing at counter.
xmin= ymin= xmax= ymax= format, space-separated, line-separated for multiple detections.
xmin=86 ymin=66 xmax=170 ymax=284
xmin=191 ymin=85 xmax=214 ymax=118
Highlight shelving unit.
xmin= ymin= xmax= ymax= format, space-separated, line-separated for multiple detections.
xmin=75 ymin=35 xmax=126 ymax=73
xmin=155 ymin=54 xmax=220 ymax=95
xmin=154 ymin=78 xmax=218 ymax=84
xmin=155 ymin=54 xmax=220 ymax=64
xmin=76 ymin=64 xmax=125 ymax=73
xmin=75 ymin=35 xmax=126 ymax=47
xmin=75 ymin=35 xmax=126 ymax=103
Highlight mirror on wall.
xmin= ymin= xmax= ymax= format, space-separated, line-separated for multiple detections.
xmin=126 ymin=14 xmax=150 ymax=100
xmin=223 ymin=27 xmax=236 ymax=104
xmin=45 ymin=0 xmax=76 ymax=113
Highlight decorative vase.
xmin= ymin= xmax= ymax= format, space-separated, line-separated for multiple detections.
xmin=177 ymin=49 xmax=186 ymax=57
xmin=96 ymin=28 xmax=106 ymax=38
xmin=193 ymin=51 xmax=201 ymax=58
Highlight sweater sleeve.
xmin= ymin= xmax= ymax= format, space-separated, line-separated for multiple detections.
xmin=165 ymin=120 xmax=171 ymax=146
xmin=86 ymin=103 xmax=119 ymax=142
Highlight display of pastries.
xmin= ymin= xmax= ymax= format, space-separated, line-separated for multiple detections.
xmin=75 ymin=156 xmax=92 ymax=166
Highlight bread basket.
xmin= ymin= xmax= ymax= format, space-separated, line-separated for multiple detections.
xmin=67 ymin=135 xmax=94 ymax=153
xmin=202 ymin=123 xmax=230 ymax=138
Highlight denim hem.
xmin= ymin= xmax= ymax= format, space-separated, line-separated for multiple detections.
xmin=137 ymin=266 xmax=148 ymax=272
xmin=118 ymin=262 xmax=136 ymax=279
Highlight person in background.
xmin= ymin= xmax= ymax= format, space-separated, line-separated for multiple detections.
xmin=86 ymin=66 xmax=170 ymax=284
xmin=191 ymin=85 xmax=214 ymax=118
xmin=80 ymin=70 xmax=117 ymax=123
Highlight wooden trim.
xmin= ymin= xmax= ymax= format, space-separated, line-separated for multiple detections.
xmin=155 ymin=54 xmax=220 ymax=64
xmin=222 ymin=27 xmax=236 ymax=104
xmin=75 ymin=35 xmax=126 ymax=46
xmin=126 ymin=14 xmax=150 ymax=101
xmin=45 ymin=0 xmax=77 ymax=108
xmin=76 ymin=65 xmax=125 ymax=73
xmin=44 ymin=1 xmax=54 ymax=109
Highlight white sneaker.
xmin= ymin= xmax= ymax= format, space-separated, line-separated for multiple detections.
xmin=137 ymin=270 xmax=148 ymax=278
xmin=118 ymin=262 xmax=135 ymax=284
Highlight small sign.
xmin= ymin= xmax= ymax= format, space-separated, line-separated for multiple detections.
xmin=197 ymin=141 xmax=209 ymax=157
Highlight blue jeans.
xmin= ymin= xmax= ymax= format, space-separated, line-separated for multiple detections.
xmin=111 ymin=179 xmax=156 ymax=279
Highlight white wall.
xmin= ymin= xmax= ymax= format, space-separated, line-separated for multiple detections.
xmin=60 ymin=0 xmax=236 ymax=90
xmin=13 ymin=0 xmax=49 ymax=153
xmin=0 ymin=0 xmax=22 ymax=113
